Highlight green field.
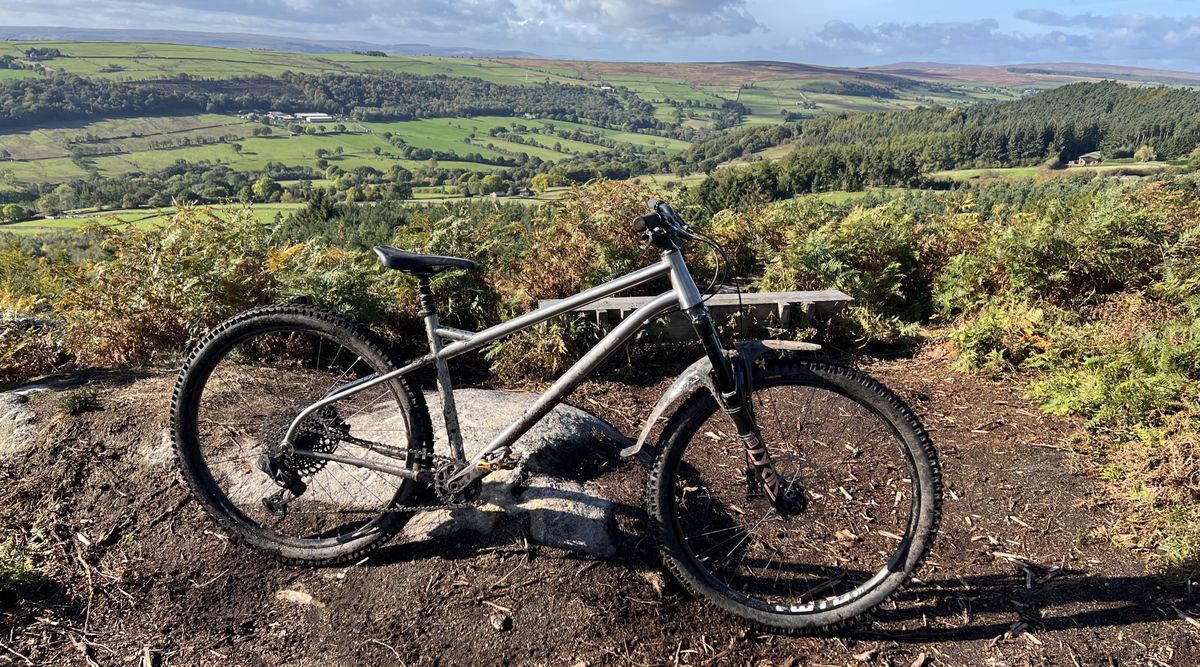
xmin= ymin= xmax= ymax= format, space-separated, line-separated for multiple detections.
xmin=0 ymin=69 xmax=37 ymax=80
xmin=4 ymin=38 xmax=1168 ymax=222
xmin=0 ymin=41 xmax=595 ymax=85
xmin=0 ymin=110 xmax=693 ymax=189
xmin=0 ymin=114 xmax=265 ymax=161
xmin=0 ymin=203 xmax=305 ymax=235
xmin=0 ymin=40 xmax=1037 ymax=135
xmin=0 ymin=189 xmax=578 ymax=236
xmin=931 ymin=162 xmax=1174 ymax=182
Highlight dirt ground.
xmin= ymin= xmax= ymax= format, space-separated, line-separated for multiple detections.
xmin=1 ymin=354 xmax=1198 ymax=666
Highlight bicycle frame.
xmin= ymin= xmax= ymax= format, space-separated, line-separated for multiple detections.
xmin=283 ymin=247 xmax=710 ymax=491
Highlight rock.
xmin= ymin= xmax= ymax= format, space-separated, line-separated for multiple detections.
xmin=148 ymin=388 xmax=629 ymax=558
xmin=144 ymin=429 xmax=175 ymax=467
xmin=489 ymin=612 xmax=512 ymax=632
xmin=0 ymin=392 xmax=38 ymax=461
xmin=400 ymin=505 xmax=505 ymax=541
xmin=344 ymin=390 xmax=627 ymax=558
xmin=518 ymin=475 xmax=616 ymax=558
xmin=346 ymin=388 xmax=630 ymax=469
xmin=275 ymin=589 xmax=325 ymax=608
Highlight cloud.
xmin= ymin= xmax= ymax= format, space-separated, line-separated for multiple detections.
xmin=804 ymin=18 xmax=1084 ymax=63
xmin=546 ymin=0 xmax=762 ymax=38
xmin=1014 ymin=8 xmax=1200 ymax=51
xmin=0 ymin=0 xmax=761 ymax=52
xmin=790 ymin=11 xmax=1200 ymax=70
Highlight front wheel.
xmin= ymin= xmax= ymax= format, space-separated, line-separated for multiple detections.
xmin=646 ymin=358 xmax=941 ymax=633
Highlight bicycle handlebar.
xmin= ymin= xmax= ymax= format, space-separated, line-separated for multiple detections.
xmin=633 ymin=198 xmax=692 ymax=245
xmin=632 ymin=212 xmax=663 ymax=233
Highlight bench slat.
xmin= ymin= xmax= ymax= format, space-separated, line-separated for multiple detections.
xmin=538 ymin=290 xmax=853 ymax=311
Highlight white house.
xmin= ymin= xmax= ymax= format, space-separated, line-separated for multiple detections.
xmin=296 ymin=112 xmax=336 ymax=124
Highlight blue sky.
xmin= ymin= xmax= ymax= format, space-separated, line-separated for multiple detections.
xmin=2 ymin=0 xmax=1199 ymax=69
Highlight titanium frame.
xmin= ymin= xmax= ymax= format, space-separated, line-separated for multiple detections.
xmin=284 ymin=248 xmax=706 ymax=491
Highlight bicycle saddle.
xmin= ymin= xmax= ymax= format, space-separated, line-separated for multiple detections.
xmin=372 ymin=246 xmax=476 ymax=275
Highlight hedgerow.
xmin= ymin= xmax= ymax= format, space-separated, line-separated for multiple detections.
xmin=2 ymin=174 xmax=1199 ymax=564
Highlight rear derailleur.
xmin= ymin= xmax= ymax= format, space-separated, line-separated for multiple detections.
xmin=256 ymin=403 xmax=347 ymax=516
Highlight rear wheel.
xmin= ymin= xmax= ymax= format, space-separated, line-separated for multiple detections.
xmin=647 ymin=358 xmax=941 ymax=633
xmin=171 ymin=305 xmax=433 ymax=565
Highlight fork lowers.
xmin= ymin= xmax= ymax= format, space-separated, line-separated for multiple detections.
xmin=685 ymin=304 xmax=803 ymax=516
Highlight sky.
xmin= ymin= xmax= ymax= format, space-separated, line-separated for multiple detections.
xmin=2 ymin=0 xmax=1200 ymax=70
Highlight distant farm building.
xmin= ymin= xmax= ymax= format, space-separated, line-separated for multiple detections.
xmin=296 ymin=112 xmax=336 ymax=124
xmin=1068 ymin=151 xmax=1103 ymax=166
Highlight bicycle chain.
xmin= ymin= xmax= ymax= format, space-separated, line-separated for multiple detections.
xmin=282 ymin=431 xmax=484 ymax=515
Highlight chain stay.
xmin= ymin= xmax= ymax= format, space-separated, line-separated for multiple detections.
xmin=282 ymin=428 xmax=483 ymax=515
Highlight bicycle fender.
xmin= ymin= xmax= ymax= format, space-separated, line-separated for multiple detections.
xmin=622 ymin=355 xmax=715 ymax=458
xmin=621 ymin=339 xmax=823 ymax=459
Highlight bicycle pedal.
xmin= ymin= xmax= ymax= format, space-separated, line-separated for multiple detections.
xmin=477 ymin=449 xmax=519 ymax=472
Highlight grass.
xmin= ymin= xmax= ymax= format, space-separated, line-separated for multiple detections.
xmin=0 ymin=113 xmax=692 ymax=189
xmin=0 ymin=203 xmax=304 ymax=235
xmin=0 ymin=191 xmax=574 ymax=236
xmin=0 ymin=114 xmax=264 ymax=161
xmin=0 ymin=40 xmax=1037 ymax=140
xmin=629 ymin=173 xmax=707 ymax=189
xmin=0 ymin=41 xmax=593 ymax=86
xmin=0 ymin=538 xmax=38 ymax=593
xmin=933 ymin=162 xmax=1174 ymax=182
xmin=805 ymin=187 xmax=923 ymax=203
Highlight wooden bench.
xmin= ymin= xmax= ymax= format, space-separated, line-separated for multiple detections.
xmin=537 ymin=290 xmax=853 ymax=340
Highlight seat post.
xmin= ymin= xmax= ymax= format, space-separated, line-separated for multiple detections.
xmin=417 ymin=275 xmax=466 ymax=462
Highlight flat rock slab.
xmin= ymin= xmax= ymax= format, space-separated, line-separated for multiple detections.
xmin=182 ymin=389 xmax=629 ymax=558
xmin=0 ymin=392 xmax=38 ymax=462
xmin=394 ymin=389 xmax=627 ymax=559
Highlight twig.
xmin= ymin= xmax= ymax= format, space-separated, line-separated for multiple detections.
xmin=1171 ymin=604 xmax=1200 ymax=630
xmin=73 ymin=543 xmax=96 ymax=632
xmin=482 ymin=600 xmax=512 ymax=614
xmin=0 ymin=640 xmax=33 ymax=665
xmin=190 ymin=569 xmax=229 ymax=589
xmin=368 ymin=639 xmax=405 ymax=665
xmin=71 ymin=635 xmax=102 ymax=667
xmin=147 ymin=495 xmax=189 ymax=527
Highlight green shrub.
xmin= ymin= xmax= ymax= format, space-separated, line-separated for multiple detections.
xmin=950 ymin=301 xmax=1062 ymax=375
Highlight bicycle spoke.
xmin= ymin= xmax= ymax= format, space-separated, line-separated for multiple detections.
xmin=671 ymin=377 xmax=919 ymax=610
xmin=191 ymin=326 xmax=413 ymax=541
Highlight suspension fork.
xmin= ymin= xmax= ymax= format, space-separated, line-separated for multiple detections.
xmin=685 ymin=304 xmax=805 ymax=516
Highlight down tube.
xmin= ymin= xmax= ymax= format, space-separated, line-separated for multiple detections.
xmin=453 ymin=291 xmax=680 ymax=479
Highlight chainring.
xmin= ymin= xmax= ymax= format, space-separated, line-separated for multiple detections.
xmin=433 ymin=461 xmax=483 ymax=504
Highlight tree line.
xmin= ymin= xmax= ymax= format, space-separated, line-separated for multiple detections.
xmin=0 ymin=71 xmax=661 ymax=132
xmin=674 ymin=81 xmax=1200 ymax=175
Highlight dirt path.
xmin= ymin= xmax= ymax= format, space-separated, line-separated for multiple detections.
xmin=1 ymin=356 xmax=1197 ymax=666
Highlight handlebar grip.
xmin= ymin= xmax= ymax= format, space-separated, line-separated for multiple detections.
xmin=633 ymin=212 xmax=663 ymax=233
xmin=647 ymin=198 xmax=666 ymax=211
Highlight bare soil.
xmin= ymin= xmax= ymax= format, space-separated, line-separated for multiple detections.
xmin=1 ymin=355 xmax=1198 ymax=666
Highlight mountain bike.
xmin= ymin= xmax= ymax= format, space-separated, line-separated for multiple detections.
xmin=170 ymin=199 xmax=942 ymax=633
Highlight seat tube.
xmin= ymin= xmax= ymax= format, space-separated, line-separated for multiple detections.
xmin=418 ymin=276 xmax=466 ymax=462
